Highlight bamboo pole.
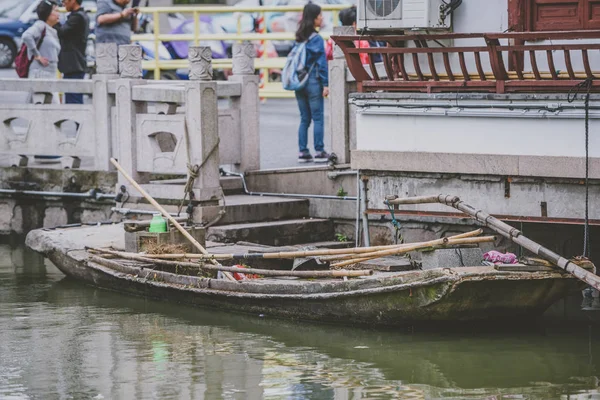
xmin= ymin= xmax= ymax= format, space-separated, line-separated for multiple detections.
xmin=109 ymin=158 xmax=237 ymax=282
xmin=321 ymin=229 xmax=484 ymax=262
xmin=385 ymin=194 xmax=600 ymax=291
xmin=88 ymin=251 xmax=373 ymax=278
xmin=134 ymin=228 xmax=485 ymax=261
xmin=331 ymin=236 xmax=496 ymax=268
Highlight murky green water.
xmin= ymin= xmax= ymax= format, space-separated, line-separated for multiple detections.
xmin=2 ymin=244 xmax=600 ymax=399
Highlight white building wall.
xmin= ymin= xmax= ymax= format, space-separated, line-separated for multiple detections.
xmin=356 ymin=109 xmax=600 ymax=158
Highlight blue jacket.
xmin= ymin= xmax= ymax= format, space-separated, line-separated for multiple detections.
xmin=304 ymin=34 xmax=328 ymax=87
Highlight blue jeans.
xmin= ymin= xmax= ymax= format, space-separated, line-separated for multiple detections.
xmin=63 ymin=72 xmax=85 ymax=104
xmin=295 ymin=74 xmax=324 ymax=154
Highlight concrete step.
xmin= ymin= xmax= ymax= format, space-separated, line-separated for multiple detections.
xmin=218 ymin=194 xmax=309 ymax=225
xmin=220 ymin=176 xmax=244 ymax=194
xmin=115 ymin=194 xmax=309 ymax=225
xmin=148 ymin=176 xmax=244 ymax=194
xmin=207 ymin=218 xmax=334 ymax=246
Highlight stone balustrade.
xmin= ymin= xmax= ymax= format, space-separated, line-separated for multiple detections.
xmin=0 ymin=41 xmax=259 ymax=206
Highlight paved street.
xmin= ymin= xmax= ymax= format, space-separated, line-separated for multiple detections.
xmin=0 ymin=68 xmax=332 ymax=170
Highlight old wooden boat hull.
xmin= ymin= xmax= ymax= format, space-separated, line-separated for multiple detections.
xmin=26 ymin=224 xmax=587 ymax=326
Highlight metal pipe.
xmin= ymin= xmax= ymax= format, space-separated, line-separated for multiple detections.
xmin=0 ymin=188 xmax=115 ymax=200
xmin=352 ymin=99 xmax=600 ymax=111
xmin=222 ymin=170 xmax=357 ymax=201
xmin=327 ymin=170 xmax=358 ymax=179
xmin=111 ymin=207 xmax=186 ymax=217
xmin=360 ymin=176 xmax=371 ymax=247
xmin=355 ymin=170 xmax=361 ymax=247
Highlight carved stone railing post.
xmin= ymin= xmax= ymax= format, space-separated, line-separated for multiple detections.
xmin=115 ymin=45 xmax=148 ymax=189
xmin=186 ymin=80 xmax=222 ymax=225
xmin=93 ymin=43 xmax=120 ymax=171
xmin=330 ymin=26 xmax=355 ymax=165
xmin=118 ymin=45 xmax=143 ymax=79
xmin=232 ymin=41 xmax=255 ymax=75
xmin=96 ymin=43 xmax=119 ymax=75
xmin=229 ymin=41 xmax=260 ymax=171
xmin=186 ymin=46 xmax=220 ymax=204
xmin=189 ymin=46 xmax=213 ymax=81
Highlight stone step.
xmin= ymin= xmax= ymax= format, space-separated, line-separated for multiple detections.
xmin=218 ymin=194 xmax=309 ymax=225
xmin=207 ymin=218 xmax=334 ymax=246
xmin=148 ymin=176 xmax=244 ymax=194
xmin=115 ymin=194 xmax=309 ymax=225
xmin=220 ymin=176 xmax=244 ymax=194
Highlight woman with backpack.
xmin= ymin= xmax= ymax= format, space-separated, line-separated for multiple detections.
xmin=21 ymin=0 xmax=61 ymax=102
xmin=294 ymin=3 xmax=330 ymax=163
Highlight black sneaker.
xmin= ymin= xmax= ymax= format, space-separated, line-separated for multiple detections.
xmin=298 ymin=152 xmax=313 ymax=163
xmin=314 ymin=151 xmax=331 ymax=163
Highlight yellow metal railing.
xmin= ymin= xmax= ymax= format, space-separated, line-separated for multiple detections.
xmin=79 ymin=4 xmax=349 ymax=97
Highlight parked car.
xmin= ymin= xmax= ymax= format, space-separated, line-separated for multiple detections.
xmin=0 ymin=0 xmax=37 ymax=68
xmin=0 ymin=0 xmax=97 ymax=69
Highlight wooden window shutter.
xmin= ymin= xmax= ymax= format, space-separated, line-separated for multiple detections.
xmin=530 ymin=0 xmax=582 ymax=31
xmin=585 ymin=0 xmax=600 ymax=28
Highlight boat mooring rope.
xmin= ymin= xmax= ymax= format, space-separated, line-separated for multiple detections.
xmin=568 ymin=78 xmax=593 ymax=258
xmin=384 ymin=198 xmax=403 ymax=245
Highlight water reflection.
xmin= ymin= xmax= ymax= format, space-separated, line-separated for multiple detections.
xmin=1 ymin=244 xmax=600 ymax=399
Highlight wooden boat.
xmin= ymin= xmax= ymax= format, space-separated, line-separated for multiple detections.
xmin=25 ymin=221 xmax=593 ymax=326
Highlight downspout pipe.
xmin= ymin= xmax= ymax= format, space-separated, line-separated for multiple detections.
xmin=360 ymin=175 xmax=371 ymax=246
xmin=222 ymin=170 xmax=358 ymax=201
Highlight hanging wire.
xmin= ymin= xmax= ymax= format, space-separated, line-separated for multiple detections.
xmin=568 ymin=77 xmax=593 ymax=258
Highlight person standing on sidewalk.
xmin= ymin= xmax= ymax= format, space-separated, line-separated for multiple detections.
xmin=22 ymin=0 xmax=61 ymax=102
xmin=295 ymin=2 xmax=331 ymax=163
xmin=96 ymin=0 xmax=139 ymax=46
xmin=56 ymin=0 xmax=89 ymax=104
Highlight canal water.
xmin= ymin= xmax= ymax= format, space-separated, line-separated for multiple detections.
xmin=2 ymin=244 xmax=600 ymax=400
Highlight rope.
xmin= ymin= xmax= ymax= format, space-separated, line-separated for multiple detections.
xmin=177 ymin=138 xmax=220 ymax=217
xmin=568 ymin=77 xmax=593 ymax=258
xmin=384 ymin=199 xmax=403 ymax=245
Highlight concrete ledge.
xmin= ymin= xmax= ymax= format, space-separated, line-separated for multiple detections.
xmin=351 ymin=150 xmax=600 ymax=179
xmin=0 ymin=78 xmax=94 ymax=94
xmin=246 ymin=165 xmax=357 ymax=197
xmin=350 ymin=92 xmax=600 ymax=102
xmin=131 ymin=81 xmax=243 ymax=104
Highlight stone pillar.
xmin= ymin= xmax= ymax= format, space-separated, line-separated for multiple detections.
xmin=232 ymin=41 xmax=255 ymax=75
xmin=186 ymin=46 xmax=221 ymax=205
xmin=95 ymin=43 xmax=119 ymax=75
xmin=189 ymin=46 xmax=213 ymax=81
xmin=229 ymin=41 xmax=260 ymax=172
xmin=115 ymin=45 xmax=148 ymax=188
xmin=93 ymin=43 xmax=119 ymax=171
xmin=329 ymin=26 xmax=355 ymax=165
xmin=185 ymin=80 xmax=221 ymax=206
xmin=118 ymin=45 xmax=143 ymax=79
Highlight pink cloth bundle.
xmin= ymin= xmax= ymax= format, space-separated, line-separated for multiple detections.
xmin=483 ymin=250 xmax=518 ymax=264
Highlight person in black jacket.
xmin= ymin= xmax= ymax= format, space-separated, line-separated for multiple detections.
xmin=56 ymin=0 xmax=89 ymax=104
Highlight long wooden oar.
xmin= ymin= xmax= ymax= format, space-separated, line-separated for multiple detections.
xmin=134 ymin=228 xmax=485 ymax=262
xmin=109 ymin=158 xmax=237 ymax=282
xmin=88 ymin=250 xmax=373 ymax=278
xmin=385 ymin=194 xmax=600 ymax=291
xmin=331 ymin=236 xmax=496 ymax=268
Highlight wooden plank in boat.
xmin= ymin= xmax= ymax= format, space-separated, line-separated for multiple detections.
xmin=353 ymin=256 xmax=414 ymax=272
xmin=494 ymin=264 xmax=555 ymax=272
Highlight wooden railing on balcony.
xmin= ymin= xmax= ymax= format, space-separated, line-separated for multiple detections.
xmin=331 ymin=30 xmax=600 ymax=93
